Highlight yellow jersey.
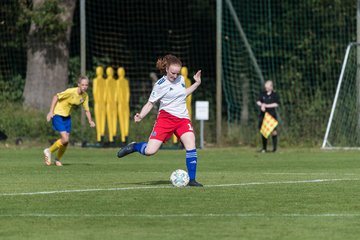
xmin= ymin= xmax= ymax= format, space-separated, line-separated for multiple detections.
xmin=54 ymin=87 xmax=90 ymax=117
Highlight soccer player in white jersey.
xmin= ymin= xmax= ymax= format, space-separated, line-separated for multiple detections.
xmin=117 ymin=54 xmax=203 ymax=187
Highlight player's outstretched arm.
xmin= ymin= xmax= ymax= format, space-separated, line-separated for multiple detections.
xmin=46 ymin=95 xmax=58 ymax=122
xmin=134 ymin=101 xmax=154 ymax=122
xmin=186 ymin=70 xmax=201 ymax=96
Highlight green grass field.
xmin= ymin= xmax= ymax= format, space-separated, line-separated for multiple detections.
xmin=0 ymin=146 xmax=360 ymax=240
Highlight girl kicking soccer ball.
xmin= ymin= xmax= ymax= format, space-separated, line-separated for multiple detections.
xmin=43 ymin=76 xmax=95 ymax=166
xmin=117 ymin=54 xmax=203 ymax=187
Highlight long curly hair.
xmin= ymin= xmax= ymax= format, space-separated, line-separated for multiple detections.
xmin=156 ymin=54 xmax=182 ymax=74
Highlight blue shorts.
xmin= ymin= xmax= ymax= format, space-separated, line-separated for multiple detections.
xmin=52 ymin=115 xmax=72 ymax=133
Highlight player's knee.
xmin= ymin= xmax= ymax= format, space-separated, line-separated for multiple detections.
xmin=180 ymin=133 xmax=196 ymax=149
xmin=183 ymin=138 xmax=196 ymax=150
xmin=272 ymin=130 xmax=277 ymax=136
xmin=61 ymin=135 xmax=69 ymax=144
xmin=145 ymin=148 xmax=158 ymax=156
xmin=184 ymin=143 xmax=196 ymax=150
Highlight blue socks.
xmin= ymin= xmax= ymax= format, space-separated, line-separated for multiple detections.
xmin=133 ymin=143 xmax=198 ymax=180
xmin=186 ymin=149 xmax=197 ymax=181
xmin=134 ymin=142 xmax=147 ymax=155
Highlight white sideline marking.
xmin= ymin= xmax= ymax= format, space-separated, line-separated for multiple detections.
xmin=0 ymin=178 xmax=358 ymax=197
xmin=263 ymin=173 xmax=357 ymax=176
xmin=0 ymin=213 xmax=359 ymax=218
xmin=0 ymin=185 xmax=172 ymax=196
xmin=205 ymin=178 xmax=359 ymax=188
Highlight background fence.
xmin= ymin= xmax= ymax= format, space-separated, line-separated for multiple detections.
xmin=0 ymin=0 xmax=357 ymax=145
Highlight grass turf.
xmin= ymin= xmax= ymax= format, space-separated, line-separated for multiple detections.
xmin=0 ymin=147 xmax=360 ymax=239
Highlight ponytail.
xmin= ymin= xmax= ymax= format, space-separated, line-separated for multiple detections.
xmin=156 ymin=54 xmax=182 ymax=74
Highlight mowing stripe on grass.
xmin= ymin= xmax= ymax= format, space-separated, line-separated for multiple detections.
xmin=0 ymin=178 xmax=358 ymax=197
xmin=0 ymin=213 xmax=360 ymax=218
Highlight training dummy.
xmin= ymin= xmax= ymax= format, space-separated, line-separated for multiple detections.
xmin=117 ymin=67 xmax=130 ymax=143
xmin=93 ymin=66 xmax=106 ymax=142
xmin=105 ymin=67 xmax=117 ymax=143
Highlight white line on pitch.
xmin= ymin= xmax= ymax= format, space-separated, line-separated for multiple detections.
xmin=0 ymin=178 xmax=358 ymax=197
xmin=0 ymin=213 xmax=359 ymax=218
xmin=262 ymin=173 xmax=357 ymax=175
xmin=0 ymin=185 xmax=172 ymax=196
xmin=205 ymin=178 xmax=359 ymax=188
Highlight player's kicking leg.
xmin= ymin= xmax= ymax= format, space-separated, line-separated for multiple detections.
xmin=117 ymin=142 xmax=137 ymax=158
xmin=117 ymin=139 xmax=162 ymax=158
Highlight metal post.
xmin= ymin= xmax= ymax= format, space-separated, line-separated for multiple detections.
xmin=225 ymin=0 xmax=264 ymax=86
xmin=216 ymin=0 xmax=222 ymax=146
xmin=357 ymin=0 xmax=360 ymax=141
xmin=80 ymin=0 xmax=86 ymax=76
xmin=200 ymin=120 xmax=204 ymax=149
xmin=80 ymin=0 xmax=86 ymax=139
xmin=322 ymin=43 xmax=356 ymax=148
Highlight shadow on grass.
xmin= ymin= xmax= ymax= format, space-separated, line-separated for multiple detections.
xmin=62 ymin=163 xmax=94 ymax=166
xmin=126 ymin=180 xmax=170 ymax=186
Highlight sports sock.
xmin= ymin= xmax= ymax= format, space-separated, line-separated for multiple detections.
xmin=262 ymin=136 xmax=268 ymax=150
xmin=49 ymin=139 xmax=63 ymax=153
xmin=272 ymin=135 xmax=278 ymax=151
xmin=133 ymin=142 xmax=147 ymax=155
xmin=186 ymin=149 xmax=197 ymax=181
xmin=57 ymin=142 xmax=68 ymax=160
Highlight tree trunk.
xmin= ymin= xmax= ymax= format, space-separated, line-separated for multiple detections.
xmin=23 ymin=0 xmax=76 ymax=111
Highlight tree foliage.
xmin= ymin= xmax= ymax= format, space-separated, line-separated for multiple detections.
xmin=0 ymin=0 xmax=358 ymax=144
xmin=22 ymin=0 xmax=76 ymax=110
xmin=18 ymin=0 xmax=69 ymax=45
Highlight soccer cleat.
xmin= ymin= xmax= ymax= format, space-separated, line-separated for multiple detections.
xmin=188 ymin=180 xmax=203 ymax=187
xmin=117 ymin=142 xmax=136 ymax=158
xmin=43 ymin=148 xmax=52 ymax=166
xmin=54 ymin=160 xmax=63 ymax=167
xmin=258 ymin=149 xmax=267 ymax=153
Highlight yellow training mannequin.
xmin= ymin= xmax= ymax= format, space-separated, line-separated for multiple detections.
xmin=182 ymin=66 xmax=193 ymax=118
xmin=93 ymin=66 xmax=106 ymax=142
xmin=105 ymin=67 xmax=117 ymax=142
xmin=116 ymin=67 xmax=130 ymax=143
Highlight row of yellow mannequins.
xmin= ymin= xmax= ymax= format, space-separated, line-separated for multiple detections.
xmin=93 ymin=66 xmax=192 ymax=144
xmin=93 ymin=66 xmax=130 ymax=143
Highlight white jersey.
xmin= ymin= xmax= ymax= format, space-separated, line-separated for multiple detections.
xmin=148 ymin=75 xmax=189 ymax=119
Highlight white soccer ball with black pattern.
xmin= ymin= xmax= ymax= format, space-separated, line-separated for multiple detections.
xmin=170 ymin=169 xmax=190 ymax=187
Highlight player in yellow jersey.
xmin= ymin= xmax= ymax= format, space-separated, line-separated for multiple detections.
xmin=43 ymin=76 xmax=96 ymax=166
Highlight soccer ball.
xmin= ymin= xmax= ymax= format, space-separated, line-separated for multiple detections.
xmin=170 ymin=169 xmax=190 ymax=187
